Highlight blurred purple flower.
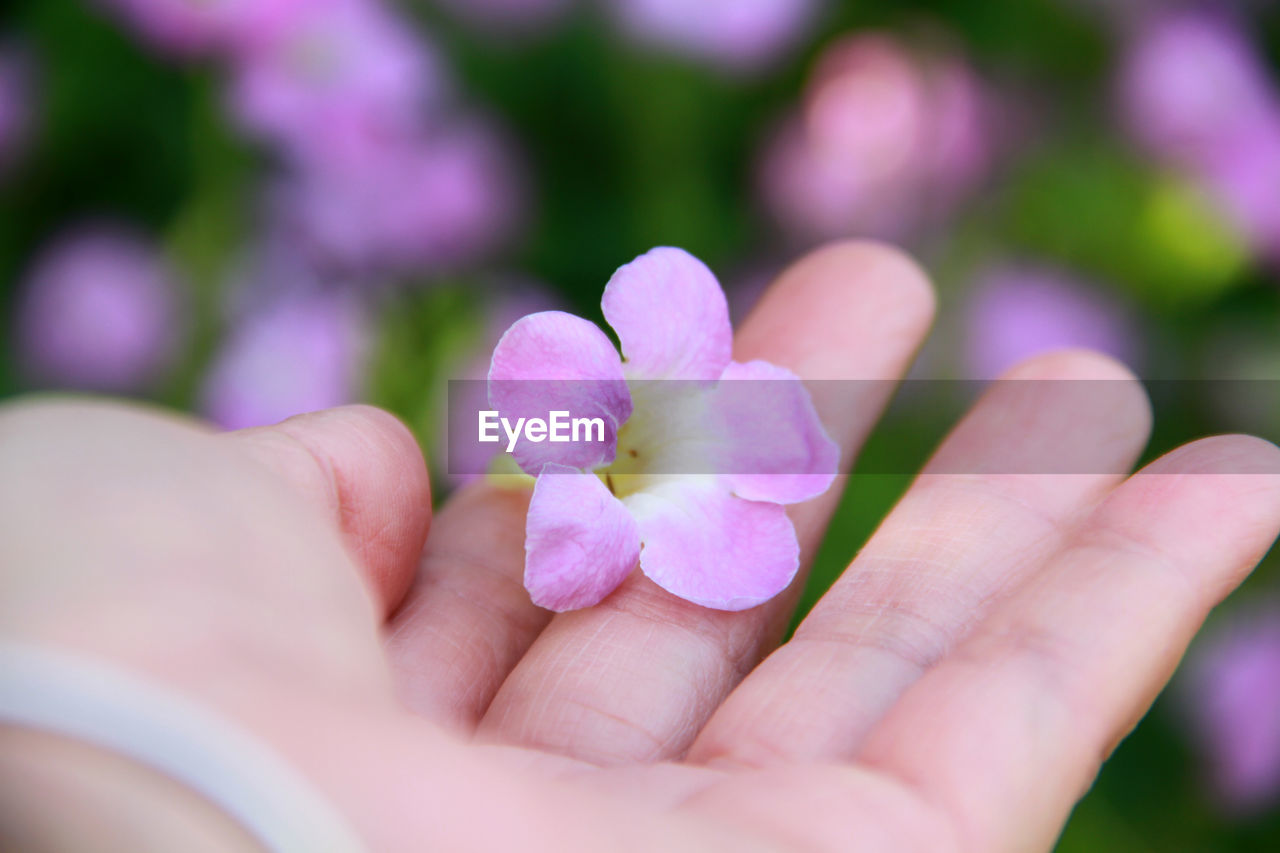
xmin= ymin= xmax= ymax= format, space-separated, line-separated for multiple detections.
xmin=14 ymin=227 xmax=182 ymax=393
xmin=1118 ymin=10 xmax=1280 ymax=263
xmin=226 ymin=0 xmax=445 ymax=158
xmin=273 ymin=118 xmax=521 ymax=274
xmin=963 ymin=266 xmax=1140 ymax=379
xmin=222 ymin=0 xmax=523 ymax=275
xmin=99 ymin=0 xmax=523 ymax=277
xmin=610 ymin=0 xmax=819 ymax=72
xmin=1179 ymin=602 xmax=1280 ymax=815
xmin=760 ymin=33 xmax=991 ymax=243
xmin=1119 ymin=10 xmax=1275 ymax=165
xmin=0 ymin=47 xmax=35 ymax=178
xmin=201 ymin=288 xmax=369 ymax=430
xmin=432 ymin=0 xmax=573 ymax=34
xmin=97 ymin=0 xmax=305 ymax=56
xmin=1196 ymin=114 xmax=1280 ymax=263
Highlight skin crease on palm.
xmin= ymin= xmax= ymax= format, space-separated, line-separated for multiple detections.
xmin=1 ymin=242 xmax=1279 ymax=853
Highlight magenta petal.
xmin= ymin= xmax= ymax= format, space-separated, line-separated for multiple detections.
xmin=525 ymin=464 xmax=641 ymax=611
xmin=489 ymin=311 xmax=632 ymax=474
xmin=627 ymin=482 xmax=800 ymax=611
xmin=602 ymin=247 xmax=732 ymax=380
xmin=713 ymin=360 xmax=839 ymax=504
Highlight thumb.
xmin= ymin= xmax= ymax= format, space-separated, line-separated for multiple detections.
xmin=225 ymin=406 xmax=432 ymax=617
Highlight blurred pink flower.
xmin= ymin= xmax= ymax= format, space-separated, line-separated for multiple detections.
xmin=963 ymin=266 xmax=1140 ymax=379
xmin=14 ymin=226 xmax=182 ymax=393
xmin=760 ymin=33 xmax=991 ymax=243
xmin=272 ymin=118 xmax=521 ymax=274
xmin=1179 ymin=602 xmax=1280 ymax=815
xmin=610 ymin=0 xmax=819 ymax=72
xmin=97 ymin=0 xmax=304 ymax=56
xmin=201 ymin=288 xmax=369 ymax=430
xmin=0 ymin=46 xmax=35 ymax=178
xmin=226 ymin=0 xmax=445 ymax=158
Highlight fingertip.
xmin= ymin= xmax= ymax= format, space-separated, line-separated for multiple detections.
xmin=1144 ymin=434 xmax=1280 ymax=541
xmin=737 ymin=240 xmax=936 ymax=380
xmin=998 ymin=347 xmax=1141 ymax=383
xmin=810 ymin=240 xmax=938 ymax=328
xmin=1146 ymin=433 xmax=1280 ymax=477
xmin=1107 ymin=434 xmax=1280 ymax=595
xmin=996 ymin=348 xmax=1155 ymax=445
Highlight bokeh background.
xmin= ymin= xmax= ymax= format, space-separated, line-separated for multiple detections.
xmin=0 ymin=0 xmax=1277 ymax=848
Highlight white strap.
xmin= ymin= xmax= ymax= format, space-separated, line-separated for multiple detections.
xmin=0 ymin=643 xmax=368 ymax=853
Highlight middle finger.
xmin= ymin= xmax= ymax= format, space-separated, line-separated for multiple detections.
xmin=688 ymin=350 xmax=1152 ymax=767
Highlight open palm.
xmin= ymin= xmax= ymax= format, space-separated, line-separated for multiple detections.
xmin=4 ymin=242 xmax=1278 ymax=853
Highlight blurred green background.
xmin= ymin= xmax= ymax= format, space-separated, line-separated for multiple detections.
xmin=1 ymin=1 xmax=1277 ymax=849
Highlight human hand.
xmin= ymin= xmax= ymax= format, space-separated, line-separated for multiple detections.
xmin=2 ymin=242 xmax=1278 ymax=853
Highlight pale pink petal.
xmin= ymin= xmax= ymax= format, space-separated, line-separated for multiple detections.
xmin=626 ymin=481 xmax=800 ymax=610
xmin=713 ymin=359 xmax=839 ymax=504
xmin=525 ymin=464 xmax=641 ymax=611
xmin=601 ymin=246 xmax=732 ymax=380
xmin=489 ymin=311 xmax=632 ymax=474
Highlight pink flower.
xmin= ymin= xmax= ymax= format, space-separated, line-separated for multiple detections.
xmin=487 ymin=247 xmax=837 ymax=612
xmin=610 ymin=0 xmax=819 ymax=72
xmin=14 ymin=226 xmax=182 ymax=393
xmin=201 ymin=288 xmax=368 ymax=430
xmin=760 ymin=33 xmax=991 ymax=242
xmin=963 ymin=266 xmax=1140 ymax=380
xmin=1179 ymin=601 xmax=1280 ymax=815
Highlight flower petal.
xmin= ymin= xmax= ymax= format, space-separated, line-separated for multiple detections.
xmin=525 ymin=464 xmax=641 ymax=612
xmin=626 ymin=480 xmax=800 ymax=611
xmin=602 ymin=247 xmax=732 ymax=380
xmin=712 ymin=359 xmax=839 ymax=504
xmin=489 ymin=311 xmax=632 ymax=474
